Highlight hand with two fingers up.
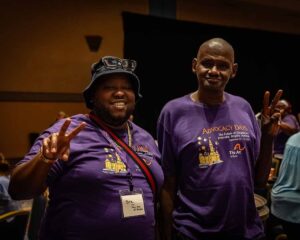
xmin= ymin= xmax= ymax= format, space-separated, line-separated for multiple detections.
xmin=41 ymin=118 xmax=86 ymax=163
xmin=260 ymin=89 xmax=283 ymax=136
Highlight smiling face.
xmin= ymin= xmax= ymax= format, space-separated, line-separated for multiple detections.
xmin=192 ymin=39 xmax=238 ymax=94
xmin=91 ymin=73 xmax=136 ymax=127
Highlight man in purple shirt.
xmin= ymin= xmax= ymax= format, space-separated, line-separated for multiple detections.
xmin=9 ymin=56 xmax=164 ymax=240
xmin=157 ymin=38 xmax=282 ymax=240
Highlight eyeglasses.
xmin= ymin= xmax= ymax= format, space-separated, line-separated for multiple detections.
xmin=100 ymin=56 xmax=137 ymax=72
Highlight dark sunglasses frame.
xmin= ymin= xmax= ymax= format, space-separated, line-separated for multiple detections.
xmin=101 ymin=56 xmax=137 ymax=72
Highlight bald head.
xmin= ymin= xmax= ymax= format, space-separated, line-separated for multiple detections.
xmin=192 ymin=37 xmax=238 ymax=95
xmin=276 ymin=99 xmax=292 ymax=114
xmin=198 ymin=38 xmax=235 ymax=63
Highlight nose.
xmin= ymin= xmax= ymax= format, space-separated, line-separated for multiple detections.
xmin=208 ymin=65 xmax=219 ymax=75
xmin=113 ymin=88 xmax=126 ymax=98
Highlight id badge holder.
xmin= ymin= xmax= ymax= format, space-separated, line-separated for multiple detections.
xmin=119 ymin=188 xmax=146 ymax=218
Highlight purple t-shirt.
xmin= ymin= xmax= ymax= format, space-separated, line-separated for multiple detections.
xmin=273 ymin=114 xmax=300 ymax=155
xmin=20 ymin=114 xmax=164 ymax=240
xmin=157 ymin=93 xmax=263 ymax=239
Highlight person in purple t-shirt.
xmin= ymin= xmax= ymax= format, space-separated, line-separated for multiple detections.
xmin=8 ymin=56 xmax=164 ymax=240
xmin=273 ymin=99 xmax=300 ymax=155
xmin=157 ymin=38 xmax=283 ymax=240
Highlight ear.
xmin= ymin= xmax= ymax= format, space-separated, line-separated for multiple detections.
xmin=231 ymin=63 xmax=238 ymax=78
xmin=192 ymin=58 xmax=197 ymax=74
xmin=89 ymin=91 xmax=97 ymax=106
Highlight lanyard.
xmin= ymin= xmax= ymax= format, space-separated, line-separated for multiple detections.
xmin=98 ymin=126 xmax=130 ymax=165
xmin=90 ymin=115 xmax=134 ymax=191
xmin=89 ymin=113 xmax=157 ymax=197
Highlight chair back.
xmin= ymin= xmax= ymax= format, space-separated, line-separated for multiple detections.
xmin=24 ymin=194 xmax=48 ymax=240
xmin=0 ymin=209 xmax=30 ymax=240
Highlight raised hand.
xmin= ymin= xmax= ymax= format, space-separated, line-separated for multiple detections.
xmin=261 ymin=89 xmax=283 ymax=136
xmin=41 ymin=118 xmax=86 ymax=161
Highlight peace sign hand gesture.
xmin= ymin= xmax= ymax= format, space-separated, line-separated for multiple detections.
xmin=41 ymin=118 xmax=86 ymax=162
xmin=261 ymin=89 xmax=283 ymax=136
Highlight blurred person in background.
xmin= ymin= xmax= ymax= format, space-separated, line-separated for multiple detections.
xmin=273 ymin=99 xmax=299 ymax=156
xmin=271 ymin=132 xmax=300 ymax=240
xmin=0 ymin=152 xmax=21 ymax=216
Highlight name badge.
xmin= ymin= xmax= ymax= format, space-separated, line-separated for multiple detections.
xmin=119 ymin=188 xmax=146 ymax=218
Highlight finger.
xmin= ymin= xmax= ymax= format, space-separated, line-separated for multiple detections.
xmin=270 ymin=89 xmax=283 ymax=110
xmin=42 ymin=137 xmax=51 ymax=156
xmin=67 ymin=122 xmax=86 ymax=141
xmin=61 ymin=148 xmax=70 ymax=162
xmin=262 ymin=91 xmax=270 ymax=114
xmin=50 ymin=133 xmax=58 ymax=153
xmin=58 ymin=118 xmax=72 ymax=137
xmin=56 ymin=143 xmax=67 ymax=157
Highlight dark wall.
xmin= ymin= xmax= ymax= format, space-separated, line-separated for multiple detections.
xmin=123 ymin=12 xmax=300 ymax=138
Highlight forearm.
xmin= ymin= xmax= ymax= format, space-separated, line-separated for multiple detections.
xmin=279 ymin=122 xmax=299 ymax=135
xmin=160 ymin=176 xmax=176 ymax=240
xmin=254 ymin=130 xmax=274 ymax=189
xmin=254 ymin=89 xmax=283 ymax=188
xmin=9 ymin=151 xmax=52 ymax=200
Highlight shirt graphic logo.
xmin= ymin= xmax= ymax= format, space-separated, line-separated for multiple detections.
xmin=134 ymin=145 xmax=153 ymax=166
xmin=233 ymin=143 xmax=245 ymax=151
xmin=197 ymin=137 xmax=223 ymax=168
xmin=229 ymin=143 xmax=246 ymax=158
xmin=103 ymin=148 xmax=128 ymax=174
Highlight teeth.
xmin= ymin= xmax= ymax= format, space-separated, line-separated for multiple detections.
xmin=113 ymin=102 xmax=125 ymax=108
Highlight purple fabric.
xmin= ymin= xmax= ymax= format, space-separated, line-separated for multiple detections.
xmin=20 ymin=114 xmax=163 ymax=240
xmin=274 ymin=114 xmax=300 ymax=155
xmin=157 ymin=93 xmax=263 ymax=240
